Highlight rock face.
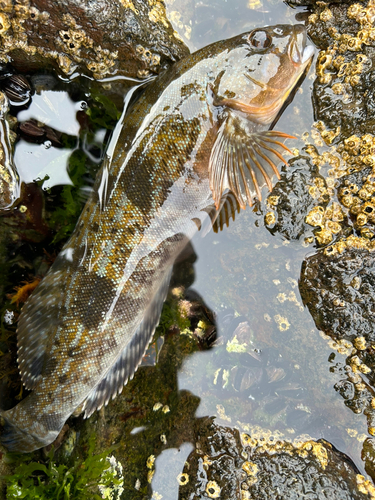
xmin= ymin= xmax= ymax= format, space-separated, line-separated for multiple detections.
xmin=0 ymin=0 xmax=189 ymax=80
xmin=300 ymin=246 xmax=375 ymax=346
xmin=177 ymin=421 xmax=372 ymax=500
xmin=306 ymin=1 xmax=375 ymax=143
xmin=265 ymin=156 xmax=330 ymax=241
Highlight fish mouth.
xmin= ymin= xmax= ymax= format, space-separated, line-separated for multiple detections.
xmin=289 ymin=25 xmax=315 ymax=67
xmin=268 ymin=32 xmax=315 ymax=129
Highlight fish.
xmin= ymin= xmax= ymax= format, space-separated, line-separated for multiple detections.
xmin=0 ymin=24 xmax=314 ymax=452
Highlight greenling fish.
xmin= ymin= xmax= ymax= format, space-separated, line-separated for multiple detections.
xmin=0 ymin=25 xmax=314 ymax=452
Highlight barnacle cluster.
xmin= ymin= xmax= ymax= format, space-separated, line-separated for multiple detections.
xmin=167 ymin=10 xmax=192 ymax=41
xmin=313 ymin=129 xmax=375 ymax=250
xmin=184 ymin=423 xmax=375 ymax=499
xmin=303 ymin=119 xmax=375 ymax=249
xmin=0 ymin=1 xmax=120 ymax=78
xmin=240 ymin=433 xmax=330 ymax=470
xmin=305 ymin=202 xmax=344 ymax=245
xmin=299 ymin=1 xmax=375 ymax=249
xmin=312 ymin=1 xmax=375 ymax=86
xmin=135 ymin=45 xmax=161 ymax=78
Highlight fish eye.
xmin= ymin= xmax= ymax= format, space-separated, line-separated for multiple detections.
xmin=248 ymin=30 xmax=273 ymax=49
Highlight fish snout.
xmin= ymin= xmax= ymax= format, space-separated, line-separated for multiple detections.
xmin=290 ymin=25 xmax=315 ymax=66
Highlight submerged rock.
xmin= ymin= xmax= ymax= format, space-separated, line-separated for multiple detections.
xmin=299 ymin=242 xmax=375 ymax=440
xmin=0 ymin=0 xmax=189 ymax=80
xmin=287 ymin=0 xmax=351 ymax=6
xmin=300 ymin=246 xmax=375 ymax=345
xmin=177 ymin=420 xmax=372 ymax=500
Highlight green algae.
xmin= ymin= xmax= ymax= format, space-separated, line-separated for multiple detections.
xmin=2 ymin=438 xmax=123 ymax=500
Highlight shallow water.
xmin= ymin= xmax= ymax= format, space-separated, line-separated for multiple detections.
xmin=2 ymin=0 xmax=373 ymax=498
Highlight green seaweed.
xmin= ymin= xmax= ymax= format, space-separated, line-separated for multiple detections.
xmin=85 ymin=90 xmax=121 ymax=129
xmin=156 ymin=298 xmax=191 ymax=337
xmin=2 ymin=438 xmax=123 ymax=500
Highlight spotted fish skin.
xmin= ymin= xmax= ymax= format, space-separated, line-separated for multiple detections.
xmin=0 ymin=25 xmax=314 ymax=452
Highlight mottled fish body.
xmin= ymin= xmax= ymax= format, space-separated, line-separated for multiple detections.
xmin=1 ymin=25 xmax=314 ymax=452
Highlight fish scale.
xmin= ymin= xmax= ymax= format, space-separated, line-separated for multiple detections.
xmin=0 ymin=25 xmax=314 ymax=452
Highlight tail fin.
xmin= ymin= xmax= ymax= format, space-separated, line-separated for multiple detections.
xmin=0 ymin=408 xmax=59 ymax=453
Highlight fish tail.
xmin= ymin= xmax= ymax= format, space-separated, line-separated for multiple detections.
xmin=0 ymin=406 xmax=60 ymax=453
xmin=0 ymin=409 xmax=33 ymax=452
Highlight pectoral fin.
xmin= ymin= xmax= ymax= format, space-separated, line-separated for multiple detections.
xmin=209 ymin=114 xmax=294 ymax=209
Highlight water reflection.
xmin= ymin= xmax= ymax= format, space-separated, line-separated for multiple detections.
xmin=165 ymin=0 xmax=300 ymax=52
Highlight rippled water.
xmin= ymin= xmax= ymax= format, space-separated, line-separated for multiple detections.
xmin=2 ymin=0 xmax=371 ymax=498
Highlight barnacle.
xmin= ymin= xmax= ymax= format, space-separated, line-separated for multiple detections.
xmin=353 ymin=336 xmax=367 ymax=350
xmin=206 ymin=481 xmax=221 ymax=498
xmin=177 ymin=473 xmax=189 ymax=485
xmin=305 ymin=202 xmax=344 ymax=245
xmin=242 ymin=461 xmax=258 ymax=476
xmin=274 ymin=314 xmax=290 ymax=331
xmin=264 ymin=211 xmax=276 ymax=225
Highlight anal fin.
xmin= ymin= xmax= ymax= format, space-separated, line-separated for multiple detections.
xmin=201 ymin=191 xmax=241 ymax=236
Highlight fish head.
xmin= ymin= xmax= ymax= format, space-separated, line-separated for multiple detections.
xmin=213 ymin=24 xmax=315 ymax=125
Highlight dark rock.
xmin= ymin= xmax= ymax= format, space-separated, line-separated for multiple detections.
xmin=300 ymin=247 xmax=375 ymax=344
xmin=265 ymin=156 xmax=330 ymax=241
xmin=178 ymin=420 xmax=369 ymax=499
xmin=287 ymin=1 xmax=350 ymax=5
xmin=0 ymin=0 xmax=189 ymax=80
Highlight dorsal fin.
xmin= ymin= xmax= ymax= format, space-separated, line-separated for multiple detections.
xmin=16 ymin=254 xmax=71 ymax=390
xmin=209 ymin=113 xmax=294 ymax=209
xmin=81 ymin=266 xmax=173 ymax=418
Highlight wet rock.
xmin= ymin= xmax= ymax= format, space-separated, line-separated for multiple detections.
xmin=363 ymin=438 xmax=375 ymax=481
xmin=0 ymin=92 xmax=19 ymax=210
xmin=300 ymin=246 xmax=375 ymax=345
xmin=305 ymin=1 xmax=375 ymax=142
xmin=265 ymin=156 xmax=330 ymax=241
xmin=178 ymin=420 xmax=372 ymax=499
xmin=299 ymin=242 xmax=375 ymax=435
xmin=0 ymin=0 xmax=189 ymax=80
